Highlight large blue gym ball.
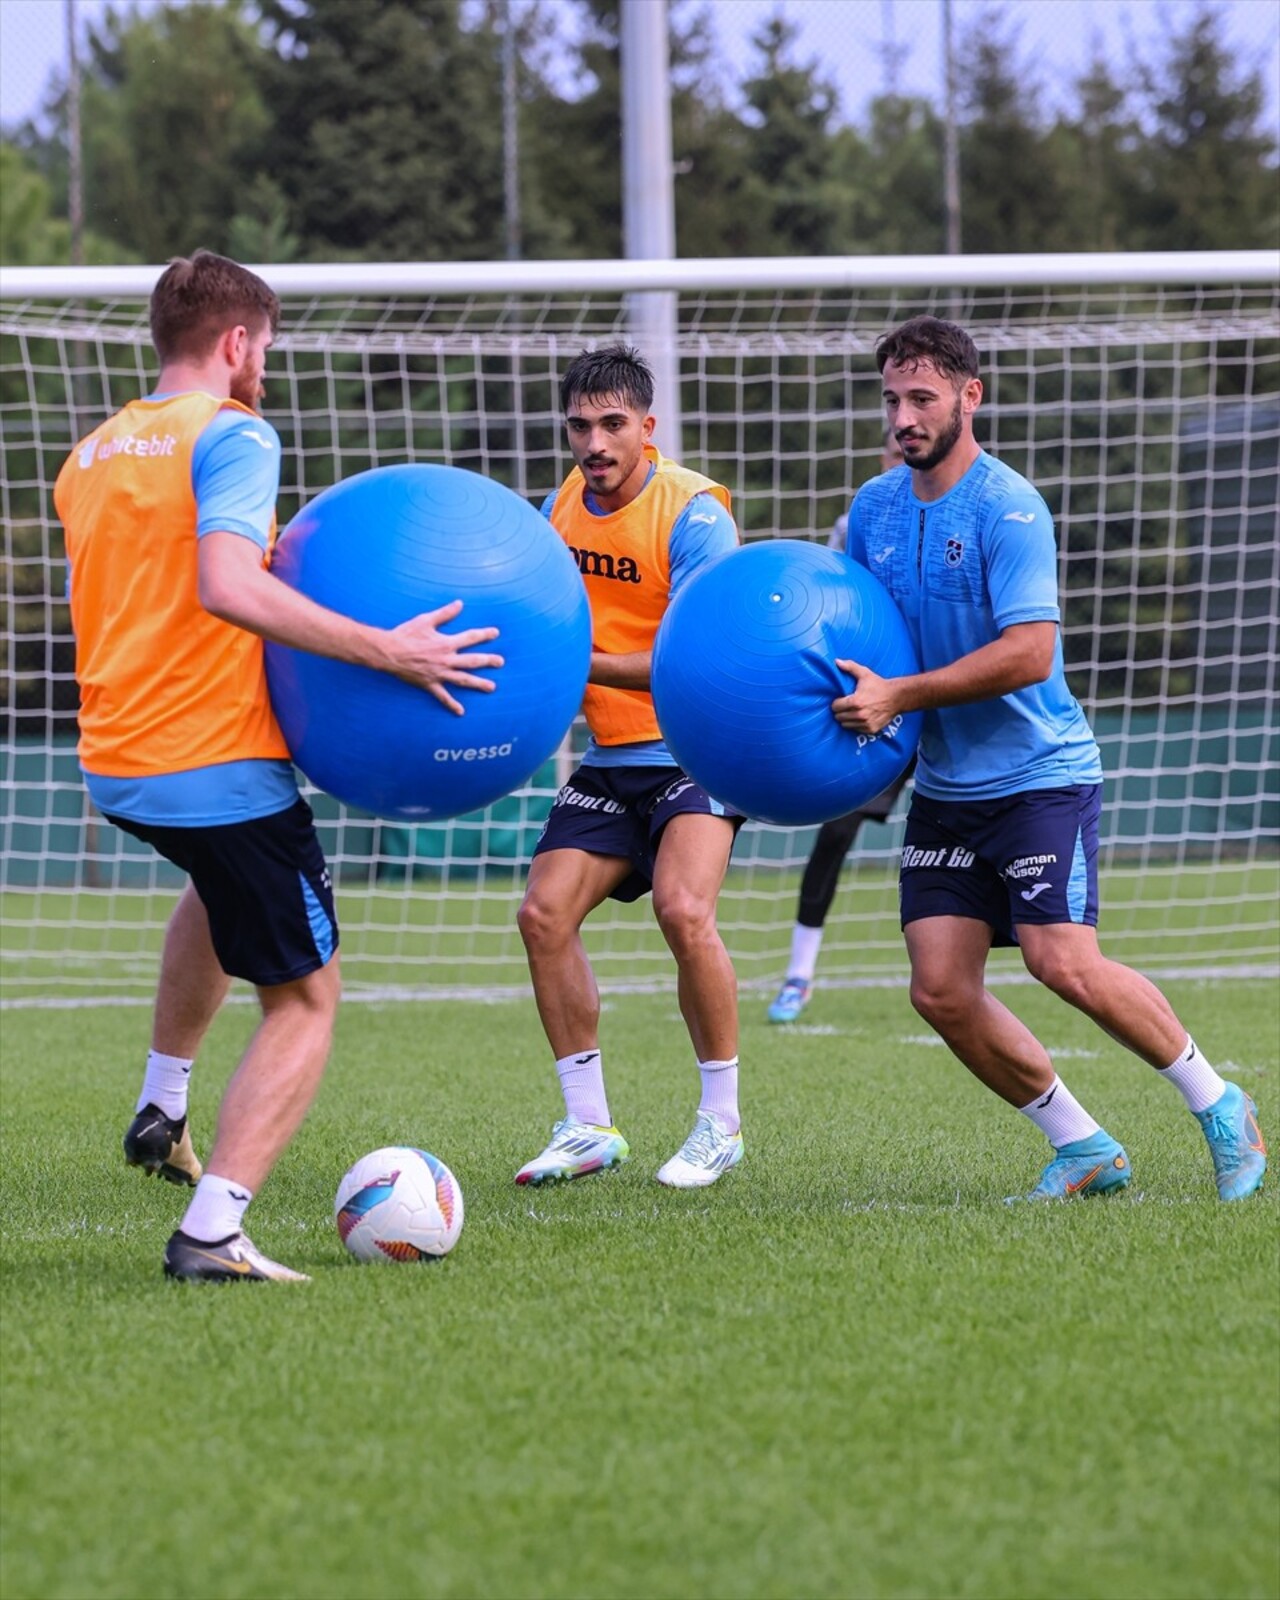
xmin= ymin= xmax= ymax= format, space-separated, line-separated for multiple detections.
xmin=265 ymin=465 xmax=590 ymax=820
xmin=651 ymin=540 xmax=922 ymax=826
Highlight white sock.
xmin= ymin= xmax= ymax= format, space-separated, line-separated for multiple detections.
xmin=698 ymin=1056 xmax=740 ymax=1134
xmin=136 ymin=1049 xmax=193 ymax=1121
xmin=180 ymin=1173 xmax=253 ymax=1244
xmin=1158 ymin=1036 xmax=1226 ymax=1115
xmin=787 ymin=924 xmax=824 ymax=985
xmin=1019 ymin=1074 xmax=1100 ymax=1148
xmin=556 ymin=1050 xmax=610 ymax=1126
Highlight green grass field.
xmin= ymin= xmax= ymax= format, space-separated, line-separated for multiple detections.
xmin=2 ymin=977 xmax=1277 ymax=1600
xmin=3 ymin=857 xmax=1278 ymax=1001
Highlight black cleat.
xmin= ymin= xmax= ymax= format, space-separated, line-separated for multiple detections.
xmin=163 ymin=1229 xmax=309 ymax=1283
xmin=124 ymin=1104 xmax=203 ymax=1186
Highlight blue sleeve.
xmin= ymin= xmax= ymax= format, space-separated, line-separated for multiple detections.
xmin=191 ymin=410 xmax=282 ymax=550
xmin=983 ymin=493 xmax=1061 ymax=629
xmin=539 ymin=490 xmax=556 ymax=521
xmin=668 ymin=493 xmax=738 ymax=597
xmin=844 ymin=486 xmax=869 ymax=566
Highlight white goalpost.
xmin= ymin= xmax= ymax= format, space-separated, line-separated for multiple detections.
xmin=1 ymin=252 xmax=1277 ymax=1005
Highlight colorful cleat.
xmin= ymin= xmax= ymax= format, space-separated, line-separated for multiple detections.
xmin=124 ymin=1104 xmax=202 ymax=1186
xmin=514 ymin=1116 xmax=629 ymax=1186
xmin=1021 ymin=1130 xmax=1131 ymax=1202
xmin=163 ymin=1230 xmax=309 ymax=1283
xmin=655 ymin=1113 xmax=744 ymax=1189
xmin=767 ymin=977 xmax=813 ymax=1024
xmin=1195 ymin=1082 xmax=1267 ymax=1201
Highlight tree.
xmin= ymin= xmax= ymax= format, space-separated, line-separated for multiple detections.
xmin=1043 ymin=56 xmax=1143 ymax=254
xmin=72 ymin=0 xmax=274 ymax=260
xmin=1131 ymin=4 xmax=1279 ymax=249
xmin=851 ymin=94 xmax=946 ymax=255
xmin=0 ymin=140 xmax=132 ymax=266
xmin=954 ymin=5 xmax=1066 ymax=254
xmin=736 ymin=14 xmax=852 ymax=256
xmin=257 ymin=0 xmax=517 ymax=261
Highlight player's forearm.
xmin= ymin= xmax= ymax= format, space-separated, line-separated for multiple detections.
xmin=892 ymin=625 xmax=1055 ymax=711
xmin=589 ymin=649 xmax=651 ymax=690
xmin=200 ymin=557 xmax=398 ymax=672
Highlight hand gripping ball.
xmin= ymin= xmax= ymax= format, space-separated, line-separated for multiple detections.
xmin=650 ymin=540 xmax=921 ymax=826
xmin=265 ymin=465 xmax=590 ymax=819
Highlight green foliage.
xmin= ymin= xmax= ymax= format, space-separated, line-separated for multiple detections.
xmin=736 ymin=14 xmax=852 ymax=255
xmin=955 ymin=7 xmax=1070 ymax=253
xmin=1133 ymin=7 xmax=1280 ymax=249
xmin=257 ymin=0 xmax=515 ymax=262
xmin=8 ymin=0 xmax=1275 ymax=265
xmin=0 ymin=140 xmax=135 ymax=266
xmin=1 ymin=977 xmax=1276 ymax=1598
xmin=76 ymin=0 xmax=274 ymax=260
xmin=0 ymin=142 xmax=68 ymax=265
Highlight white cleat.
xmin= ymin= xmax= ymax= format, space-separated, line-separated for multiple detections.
xmin=514 ymin=1116 xmax=630 ymax=1185
xmin=655 ymin=1113 xmax=744 ymax=1189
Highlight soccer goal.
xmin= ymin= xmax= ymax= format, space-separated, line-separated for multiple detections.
xmin=2 ymin=251 xmax=1276 ymax=1005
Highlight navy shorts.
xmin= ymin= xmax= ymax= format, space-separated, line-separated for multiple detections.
xmin=898 ymin=785 xmax=1101 ymax=946
xmin=533 ymin=764 xmax=746 ymax=903
xmin=105 ymin=797 xmax=339 ymax=987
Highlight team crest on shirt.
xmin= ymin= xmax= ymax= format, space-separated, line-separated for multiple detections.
xmin=944 ymin=537 xmax=964 ymax=566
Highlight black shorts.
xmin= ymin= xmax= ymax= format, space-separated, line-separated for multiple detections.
xmin=899 ymin=785 xmax=1102 ymax=947
xmin=532 ymin=764 xmax=746 ymax=903
xmin=105 ymin=797 xmax=339 ymax=987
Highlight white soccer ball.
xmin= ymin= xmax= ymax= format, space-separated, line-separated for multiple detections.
xmin=334 ymin=1146 xmax=464 ymax=1263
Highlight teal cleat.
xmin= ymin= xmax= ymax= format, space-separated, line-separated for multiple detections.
xmin=1020 ymin=1130 xmax=1131 ymax=1202
xmin=1195 ymin=1083 xmax=1267 ymax=1201
xmin=767 ymin=977 xmax=812 ymax=1024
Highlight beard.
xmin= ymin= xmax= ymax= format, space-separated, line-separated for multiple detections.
xmin=230 ymin=356 xmax=263 ymax=412
xmin=903 ymin=394 xmax=964 ymax=471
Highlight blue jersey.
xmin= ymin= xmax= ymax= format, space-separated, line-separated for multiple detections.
xmin=85 ymin=399 xmax=297 ymax=826
xmin=539 ymin=473 xmax=738 ymax=768
xmin=846 ymin=452 xmax=1101 ymax=801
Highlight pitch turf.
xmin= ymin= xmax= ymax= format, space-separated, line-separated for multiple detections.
xmin=2 ymin=978 xmax=1276 ymax=1600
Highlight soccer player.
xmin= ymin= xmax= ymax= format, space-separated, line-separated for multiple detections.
xmin=768 ymin=431 xmax=913 ymax=1023
xmin=55 ymin=250 xmax=502 ymax=1280
xmin=832 ymin=315 xmax=1266 ymax=1201
xmin=515 ymin=344 xmax=745 ymax=1189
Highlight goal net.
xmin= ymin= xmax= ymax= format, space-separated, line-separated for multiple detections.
xmin=2 ymin=253 xmax=1277 ymax=1004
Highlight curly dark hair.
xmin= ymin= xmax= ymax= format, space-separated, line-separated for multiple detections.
xmin=875 ymin=317 xmax=980 ymax=381
xmin=559 ymin=343 xmax=655 ymax=414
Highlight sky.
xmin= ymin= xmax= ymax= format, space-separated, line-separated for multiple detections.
xmin=2 ymin=0 xmax=1277 ymax=132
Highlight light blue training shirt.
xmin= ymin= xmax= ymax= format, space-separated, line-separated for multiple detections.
xmin=845 ymin=451 xmax=1102 ymax=801
xmin=83 ymin=398 xmax=299 ymax=826
xmin=540 ymin=466 xmax=739 ymax=768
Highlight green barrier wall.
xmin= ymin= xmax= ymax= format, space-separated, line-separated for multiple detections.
xmin=2 ymin=705 xmax=1275 ymax=889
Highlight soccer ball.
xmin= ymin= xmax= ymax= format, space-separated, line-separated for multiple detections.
xmin=334 ymin=1146 xmax=464 ymax=1263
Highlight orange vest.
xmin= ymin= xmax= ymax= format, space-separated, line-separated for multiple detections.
xmin=55 ymin=392 xmax=290 ymax=777
xmin=550 ymin=446 xmax=733 ymax=745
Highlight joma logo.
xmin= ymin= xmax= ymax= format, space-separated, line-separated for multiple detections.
xmin=569 ymin=547 xmax=642 ymax=583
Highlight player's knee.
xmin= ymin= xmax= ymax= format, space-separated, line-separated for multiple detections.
xmin=1023 ymin=946 xmax=1093 ymax=1006
xmin=516 ymin=893 xmax=566 ymax=952
xmin=652 ymin=888 xmax=716 ymax=955
xmin=261 ymin=956 xmax=340 ymax=1021
xmin=909 ymin=975 xmax=962 ymax=1031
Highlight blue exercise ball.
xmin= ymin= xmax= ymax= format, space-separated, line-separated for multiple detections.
xmin=651 ymin=540 xmax=921 ymax=826
xmin=265 ymin=465 xmax=590 ymax=819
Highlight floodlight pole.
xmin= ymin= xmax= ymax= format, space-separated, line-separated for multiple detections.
xmin=942 ymin=0 xmax=962 ymax=256
xmin=620 ymin=0 xmax=682 ymax=454
xmin=66 ymin=0 xmax=84 ymax=268
xmin=501 ymin=0 xmax=521 ymax=261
